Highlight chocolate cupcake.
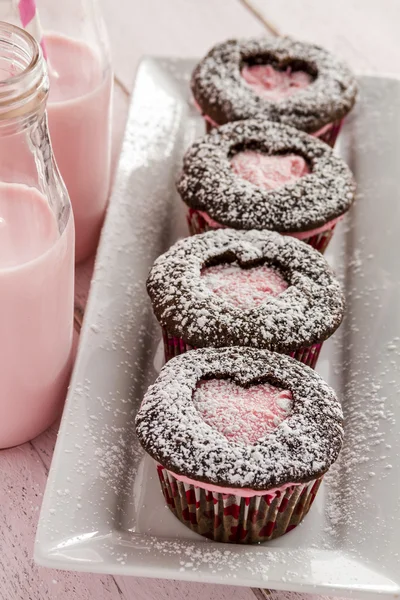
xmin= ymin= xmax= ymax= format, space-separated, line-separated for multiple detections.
xmin=147 ymin=229 xmax=345 ymax=368
xmin=136 ymin=347 xmax=343 ymax=544
xmin=177 ymin=120 xmax=356 ymax=253
xmin=192 ymin=36 xmax=358 ymax=146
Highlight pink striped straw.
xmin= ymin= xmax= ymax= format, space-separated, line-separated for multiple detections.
xmin=16 ymin=0 xmax=47 ymax=59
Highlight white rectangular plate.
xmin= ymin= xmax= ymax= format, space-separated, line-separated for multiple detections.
xmin=35 ymin=58 xmax=400 ymax=599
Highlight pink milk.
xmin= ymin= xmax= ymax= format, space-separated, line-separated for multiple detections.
xmin=46 ymin=33 xmax=113 ymax=263
xmin=0 ymin=183 xmax=74 ymax=448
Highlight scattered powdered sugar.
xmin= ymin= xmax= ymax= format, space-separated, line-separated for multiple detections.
xmin=201 ymin=261 xmax=288 ymax=309
xmin=192 ymin=378 xmax=292 ymax=444
xmin=110 ymin=533 xmax=292 ymax=578
xmin=191 ymin=36 xmax=358 ymax=132
xmin=177 ymin=119 xmax=356 ymax=232
xmin=324 ymin=352 xmax=398 ymax=543
xmin=135 ymin=347 xmax=343 ymax=490
xmin=147 ymin=228 xmax=345 ymax=352
xmin=312 ymin=199 xmax=400 ymax=555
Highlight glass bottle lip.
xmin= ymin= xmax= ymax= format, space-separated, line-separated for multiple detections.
xmin=0 ymin=21 xmax=49 ymax=122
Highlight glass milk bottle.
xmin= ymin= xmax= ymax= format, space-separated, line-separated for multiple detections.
xmin=0 ymin=22 xmax=74 ymax=448
xmin=37 ymin=0 xmax=113 ymax=263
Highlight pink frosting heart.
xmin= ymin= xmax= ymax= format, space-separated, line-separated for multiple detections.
xmin=231 ymin=151 xmax=309 ymax=190
xmin=241 ymin=64 xmax=312 ymax=100
xmin=193 ymin=378 xmax=292 ymax=445
xmin=201 ymin=262 xmax=288 ymax=310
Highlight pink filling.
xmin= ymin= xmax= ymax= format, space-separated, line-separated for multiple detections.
xmin=201 ymin=262 xmax=288 ymax=309
xmin=193 ymin=378 xmax=292 ymax=445
xmin=241 ymin=64 xmax=312 ymax=100
xmin=231 ymin=151 xmax=310 ymax=190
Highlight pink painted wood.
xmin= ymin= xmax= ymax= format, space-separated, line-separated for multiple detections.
xmin=244 ymin=0 xmax=400 ymax=74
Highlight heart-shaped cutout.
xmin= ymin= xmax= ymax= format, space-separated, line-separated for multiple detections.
xmin=231 ymin=151 xmax=309 ymax=190
xmin=192 ymin=378 xmax=292 ymax=445
xmin=241 ymin=64 xmax=312 ymax=100
xmin=201 ymin=261 xmax=288 ymax=309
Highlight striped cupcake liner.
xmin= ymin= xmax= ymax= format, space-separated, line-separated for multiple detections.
xmin=157 ymin=465 xmax=321 ymax=544
xmin=186 ymin=208 xmax=212 ymax=236
xmin=162 ymin=328 xmax=194 ymax=359
xmin=204 ymin=118 xmax=215 ymax=134
xmin=299 ymin=225 xmax=336 ymax=254
xmin=289 ymin=343 xmax=322 ymax=369
xmin=162 ymin=328 xmax=322 ymax=369
xmin=187 ymin=208 xmax=336 ymax=256
xmin=314 ymin=118 xmax=343 ymax=148
xmin=203 ymin=115 xmax=343 ymax=148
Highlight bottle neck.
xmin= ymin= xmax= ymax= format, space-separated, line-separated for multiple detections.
xmin=0 ymin=22 xmax=49 ymax=133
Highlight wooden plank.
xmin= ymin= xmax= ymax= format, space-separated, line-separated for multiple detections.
xmin=100 ymin=0 xmax=266 ymax=90
xmin=244 ymin=0 xmax=400 ymax=73
xmin=0 ymin=439 xmax=124 ymax=600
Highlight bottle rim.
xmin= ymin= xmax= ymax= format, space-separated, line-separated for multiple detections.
xmin=0 ymin=21 xmax=49 ymax=121
xmin=0 ymin=22 xmax=39 ymax=83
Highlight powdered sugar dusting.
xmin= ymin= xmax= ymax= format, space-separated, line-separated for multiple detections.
xmin=192 ymin=378 xmax=292 ymax=444
xmin=201 ymin=261 xmax=288 ymax=309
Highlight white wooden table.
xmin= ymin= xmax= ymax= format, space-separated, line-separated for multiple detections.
xmin=2 ymin=2 xmax=398 ymax=598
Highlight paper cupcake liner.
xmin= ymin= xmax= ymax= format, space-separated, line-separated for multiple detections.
xmin=205 ymin=118 xmax=214 ymax=134
xmin=157 ymin=465 xmax=321 ymax=544
xmin=186 ymin=208 xmax=336 ymax=255
xmin=299 ymin=225 xmax=336 ymax=254
xmin=202 ymin=114 xmax=343 ymax=148
xmin=162 ymin=328 xmax=194 ymax=359
xmin=186 ymin=208 xmax=212 ymax=236
xmin=314 ymin=118 xmax=343 ymax=148
xmin=162 ymin=328 xmax=322 ymax=369
xmin=288 ymin=343 xmax=322 ymax=369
